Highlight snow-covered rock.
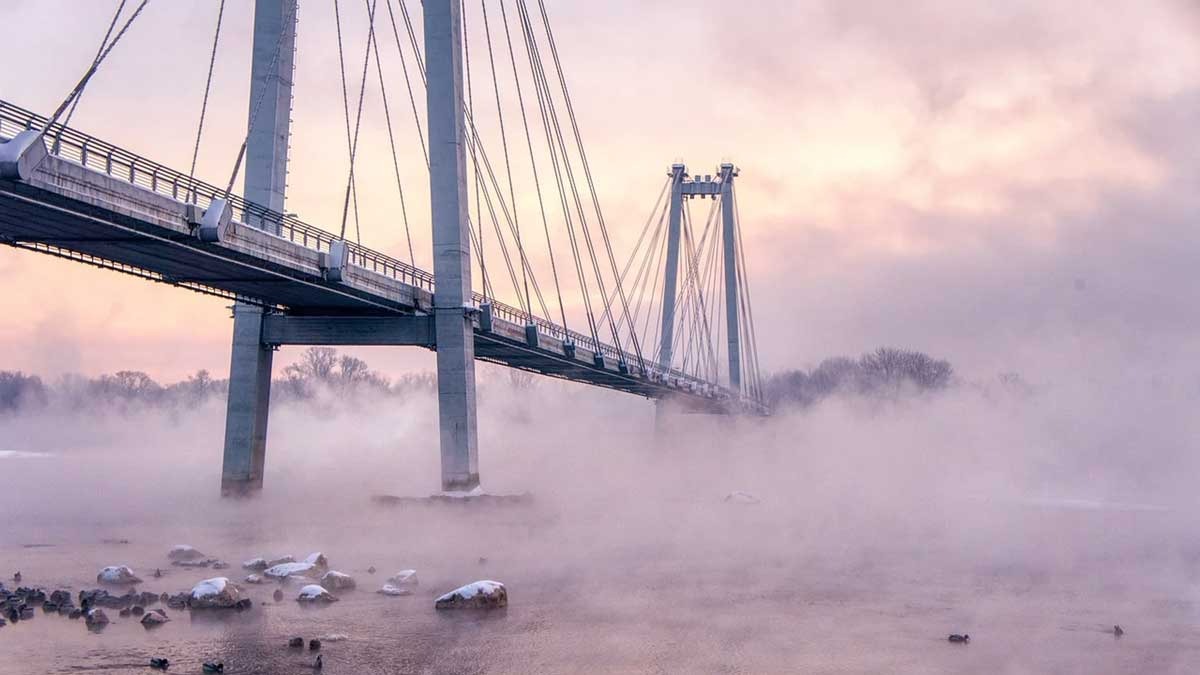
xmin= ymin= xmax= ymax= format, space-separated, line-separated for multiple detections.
xmin=85 ymin=608 xmax=110 ymax=626
xmin=243 ymin=555 xmax=295 ymax=570
xmin=303 ymin=552 xmax=329 ymax=570
xmin=723 ymin=491 xmax=761 ymax=505
xmin=320 ymin=571 xmax=356 ymax=591
xmin=296 ymin=584 xmax=338 ymax=604
xmin=96 ymin=565 xmax=142 ymax=585
xmin=378 ymin=584 xmax=413 ymax=596
xmin=189 ymin=577 xmax=249 ymax=610
xmin=172 ymin=558 xmax=217 ymax=568
xmin=243 ymin=574 xmax=264 ymax=585
xmin=386 ymin=569 xmax=418 ymax=588
xmin=264 ymin=561 xmax=316 ymax=579
xmin=434 ymin=580 xmax=507 ymax=610
xmin=140 ymin=609 xmax=169 ymax=626
xmin=167 ymin=545 xmax=205 ymax=562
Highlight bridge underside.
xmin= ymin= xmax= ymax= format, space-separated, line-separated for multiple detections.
xmin=0 ymin=179 xmax=404 ymax=315
xmin=0 ymin=169 xmax=737 ymax=413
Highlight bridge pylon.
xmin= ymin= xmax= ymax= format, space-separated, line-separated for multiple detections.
xmin=220 ymin=0 xmax=298 ymax=496
xmin=655 ymin=161 xmax=745 ymax=426
xmin=426 ymin=0 xmax=480 ymax=492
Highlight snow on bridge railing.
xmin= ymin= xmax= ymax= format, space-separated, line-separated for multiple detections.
xmin=1 ymin=100 xmax=735 ymax=400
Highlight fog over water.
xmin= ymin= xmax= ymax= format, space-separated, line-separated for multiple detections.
xmin=2 ymin=369 xmax=1200 ymax=673
xmin=1 ymin=0 xmax=1198 ymax=671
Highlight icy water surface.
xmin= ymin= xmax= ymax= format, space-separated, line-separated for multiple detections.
xmin=3 ymin=403 xmax=1200 ymax=674
xmin=3 ymin=492 xmax=1199 ymax=672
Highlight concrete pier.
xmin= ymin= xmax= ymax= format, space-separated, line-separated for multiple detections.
xmin=426 ymin=0 xmax=480 ymax=491
xmin=220 ymin=0 xmax=298 ymax=494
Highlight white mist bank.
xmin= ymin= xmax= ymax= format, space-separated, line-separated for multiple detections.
xmin=1 ymin=368 xmax=1196 ymax=570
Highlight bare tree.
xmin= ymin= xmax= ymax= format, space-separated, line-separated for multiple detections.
xmin=0 ymin=371 xmax=47 ymax=411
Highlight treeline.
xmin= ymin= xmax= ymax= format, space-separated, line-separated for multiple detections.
xmin=765 ymin=347 xmax=954 ymax=409
xmin=0 ymin=348 xmax=435 ymax=413
xmin=2 ymin=346 xmax=958 ymax=415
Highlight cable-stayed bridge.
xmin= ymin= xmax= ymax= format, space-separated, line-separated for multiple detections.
xmin=0 ymin=0 xmax=767 ymax=495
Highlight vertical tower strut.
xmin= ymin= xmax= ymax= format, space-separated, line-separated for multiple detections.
xmin=426 ymin=0 xmax=480 ymax=491
xmin=719 ymin=163 xmax=741 ymax=393
xmin=220 ymin=0 xmax=297 ymax=495
xmin=658 ymin=164 xmax=686 ymax=371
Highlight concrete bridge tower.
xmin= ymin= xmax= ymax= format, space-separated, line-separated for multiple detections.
xmin=221 ymin=0 xmax=479 ymax=495
xmin=220 ymin=0 xmax=297 ymax=495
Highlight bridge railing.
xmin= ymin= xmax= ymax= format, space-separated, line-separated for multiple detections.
xmin=0 ymin=102 xmax=437 ymax=293
xmin=1 ymin=100 xmax=739 ymax=402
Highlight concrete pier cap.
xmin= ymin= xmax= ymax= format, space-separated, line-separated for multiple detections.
xmin=0 ymin=130 xmax=49 ymax=181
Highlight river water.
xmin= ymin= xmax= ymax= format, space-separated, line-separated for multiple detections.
xmin=2 ymin=398 xmax=1199 ymax=673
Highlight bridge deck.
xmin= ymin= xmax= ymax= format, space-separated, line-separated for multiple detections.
xmin=0 ymin=100 xmax=764 ymax=414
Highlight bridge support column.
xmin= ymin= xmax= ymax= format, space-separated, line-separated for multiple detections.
xmin=653 ymin=166 xmax=687 ymax=434
xmin=658 ymin=164 xmax=687 ymax=372
xmin=427 ymin=0 xmax=480 ymax=492
xmin=220 ymin=0 xmax=297 ymax=495
xmin=221 ymin=304 xmax=274 ymax=495
xmin=720 ymin=164 xmax=741 ymax=393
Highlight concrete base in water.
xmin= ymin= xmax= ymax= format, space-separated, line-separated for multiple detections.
xmin=370 ymin=492 xmax=533 ymax=508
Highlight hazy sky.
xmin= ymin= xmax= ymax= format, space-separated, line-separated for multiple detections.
xmin=1 ymin=0 xmax=1198 ymax=385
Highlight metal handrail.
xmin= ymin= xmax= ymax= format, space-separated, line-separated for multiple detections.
xmin=0 ymin=101 xmax=436 ymax=292
xmin=0 ymin=99 xmax=742 ymax=400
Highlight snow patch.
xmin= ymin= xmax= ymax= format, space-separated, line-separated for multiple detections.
xmin=264 ymin=562 xmax=316 ymax=579
xmin=437 ymin=580 xmax=504 ymax=602
xmin=190 ymin=577 xmax=229 ymax=599
xmin=297 ymin=584 xmax=337 ymax=602
xmin=97 ymin=565 xmax=141 ymax=584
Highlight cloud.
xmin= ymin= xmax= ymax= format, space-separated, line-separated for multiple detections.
xmin=0 ymin=0 xmax=1197 ymax=384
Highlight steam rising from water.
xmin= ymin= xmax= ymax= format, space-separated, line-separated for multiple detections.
xmin=1 ymin=373 xmax=1198 ymax=672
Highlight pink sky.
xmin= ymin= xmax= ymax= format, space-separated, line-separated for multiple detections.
xmin=1 ymin=0 xmax=1198 ymax=384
